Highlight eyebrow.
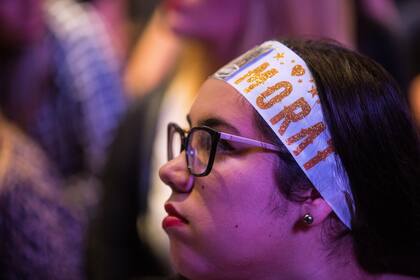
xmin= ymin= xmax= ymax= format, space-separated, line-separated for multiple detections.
xmin=186 ymin=115 xmax=240 ymax=135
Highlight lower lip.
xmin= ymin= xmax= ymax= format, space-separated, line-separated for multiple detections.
xmin=162 ymin=216 xmax=187 ymax=228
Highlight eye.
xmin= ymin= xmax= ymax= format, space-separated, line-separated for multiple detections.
xmin=197 ymin=133 xmax=212 ymax=151
xmin=217 ymin=139 xmax=235 ymax=152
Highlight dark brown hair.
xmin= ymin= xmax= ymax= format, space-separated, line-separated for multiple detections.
xmin=254 ymin=39 xmax=420 ymax=277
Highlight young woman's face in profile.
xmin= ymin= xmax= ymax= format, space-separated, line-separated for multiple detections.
xmin=159 ymin=78 xmax=300 ymax=279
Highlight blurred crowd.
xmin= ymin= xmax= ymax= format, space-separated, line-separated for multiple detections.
xmin=0 ymin=0 xmax=419 ymax=279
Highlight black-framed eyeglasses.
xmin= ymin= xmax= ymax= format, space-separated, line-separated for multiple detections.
xmin=167 ymin=122 xmax=281 ymax=176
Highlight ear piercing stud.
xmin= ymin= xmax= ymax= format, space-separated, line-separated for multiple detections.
xmin=303 ymin=213 xmax=314 ymax=225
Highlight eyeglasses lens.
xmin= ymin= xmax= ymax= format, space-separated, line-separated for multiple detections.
xmin=187 ymin=129 xmax=212 ymax=175
xmin=168 ymin=125 xmax=183 ymax=161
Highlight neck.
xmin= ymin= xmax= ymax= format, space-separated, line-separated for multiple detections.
xmin=284 ymin=230 xmax=419 ymax=280
xmin=277 ymin=229 xmax=369 ymax=280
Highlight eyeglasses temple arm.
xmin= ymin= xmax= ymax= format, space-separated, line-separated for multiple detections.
xmin=219 ymin=132 xmax=281 ymax=152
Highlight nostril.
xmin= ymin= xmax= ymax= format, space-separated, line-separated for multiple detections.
xmin=168 ymin=174 xmax=194 ymax=193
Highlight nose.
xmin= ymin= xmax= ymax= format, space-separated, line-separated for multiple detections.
xmin=159 ymin=152 xmax=194 ymax=193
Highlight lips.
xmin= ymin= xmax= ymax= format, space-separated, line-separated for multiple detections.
xmin=163 ymin=203 xmax=189 ymax=228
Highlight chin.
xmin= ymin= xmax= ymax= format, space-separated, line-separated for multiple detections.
xmin=169 ymin=241 xmax=221 ymax=280
xmin=170 ymin=248 xmax=248 ymax=280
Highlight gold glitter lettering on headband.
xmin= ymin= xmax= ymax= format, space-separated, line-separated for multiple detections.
xmin=287 ymin=122 xmax=326 ymax=156
xmin=291 ymin=64 xmax=305 ymax=76
xmin=274 ymin=52 xmax=285 ymax=60
xmin=234 ymin=62 xmax=279 ymax=93
xmin=270 ymin=97 xmax=311 ymax=136
xmin=303 ymin=139 xmax=334 ymax=170
xmin=235 ymin=62 xmax=268 ymax=84
xmin=246 ymin=69 xmax=278 ymax=93
xmin=256 ymin=81 xmax=293 ymax=109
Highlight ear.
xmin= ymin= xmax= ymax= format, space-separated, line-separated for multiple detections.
xmin=299 ymin=188 xmax=333 ymax=227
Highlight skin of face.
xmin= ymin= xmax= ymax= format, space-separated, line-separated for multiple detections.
xmin=159 ymin=78 xmax=302 ymax=280
xmin=161 ymin=0 xmax=244 ymax=59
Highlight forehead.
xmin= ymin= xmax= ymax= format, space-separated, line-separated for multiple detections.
xmin=189 ymin=79 xmax=255 ymax=130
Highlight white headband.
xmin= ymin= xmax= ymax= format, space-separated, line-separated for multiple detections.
xmin=213 ymin=40 xmax=354 ymax=228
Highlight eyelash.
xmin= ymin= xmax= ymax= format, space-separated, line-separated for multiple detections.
xmin=217 ymin=140 xmax=235 ymax=152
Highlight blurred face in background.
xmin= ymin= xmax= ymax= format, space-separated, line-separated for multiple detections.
xmin=161 ymin=0 xmax=245 ymax=60
xmin=0 ymin=0 xmax=45 ymax=48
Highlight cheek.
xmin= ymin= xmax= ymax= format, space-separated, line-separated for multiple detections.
xmin=215 ymin=153 xmax=282 ymax=212
xmin=193 ymin=155 xmax=285 ymax=254
xmin=169 ymin=155 xmax=294 ymax=277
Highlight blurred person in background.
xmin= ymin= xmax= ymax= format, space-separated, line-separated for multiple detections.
xmin=74 ymin=0 xmax=153 ymax=61
xmin=396 ymin=0 xmax=420 ymax=127
xmin=124 ymin=0 xmax=354 ymax=98
xmin=76 ymin=0 xmax=130 ymax=60
xmin=355 ymin=0 xmax=420 ymax=102
xmin=89 ymin=0 xmax=354 ymax=279
xmin=409 ymin=76 xmax=420 ymax=127
xmin=0 ymin=115 xmax=84 ymax=279
xmin=354 ymin=0 xmax=410 ymax=91
xmin=0 ymin=0 xmax=126 ymax=222
xmin=75 ymin=0 xmax=165 ymax=67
